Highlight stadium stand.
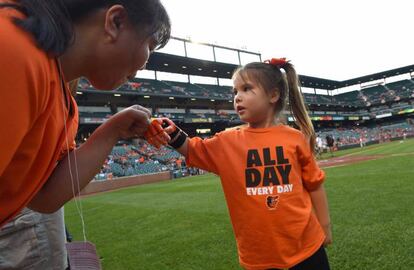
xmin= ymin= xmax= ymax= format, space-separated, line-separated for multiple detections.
xmin=90 ymin=120 xmax=413 ymax=180
xmin=335 ymin=80 xmax=414 ymax=107
xmin=318 ymin=121 xmax=414 ymax=147
xmin=93 ymin=140 xmax=191 ymax=180
xmin=335 ymin=91 xmax=365 ymax=106
xmin=73 ymin=43 xmax=414 ymax=182
xmin=195 ymin=83 xmax=233 ymax=100
xmin=79 ymin=76 xmax=414 ymax=109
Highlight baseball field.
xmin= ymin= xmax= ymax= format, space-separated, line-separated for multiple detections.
xmin=65 ymin=138 xmax=414 ymax=270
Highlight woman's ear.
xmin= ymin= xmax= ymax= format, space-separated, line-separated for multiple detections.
xmin=104 ymin=5 xmax=128 ymax=42
xmin=269 ymin=89 xmax=280 ymax=104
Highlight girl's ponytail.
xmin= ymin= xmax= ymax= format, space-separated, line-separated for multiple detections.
xmin=69 ymin=79 xmax=80 ymax=96
xmin=283 ymin=63 xmax=316 ymax=152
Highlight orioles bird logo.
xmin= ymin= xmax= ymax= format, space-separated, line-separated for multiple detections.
xmin=266 ymin=195 xmax=279 ymax=210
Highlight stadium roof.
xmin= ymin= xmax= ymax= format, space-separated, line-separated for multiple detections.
xmin=147 ymin=52 xmax=414 ymax=91
xmin=146 ymin=52 xmax=236 ymax=79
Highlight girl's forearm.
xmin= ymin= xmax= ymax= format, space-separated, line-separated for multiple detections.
xmin=310 ymin=184 xmax=331 ymax=227
xmin=175 ymin=138 xmax=189 ymax=157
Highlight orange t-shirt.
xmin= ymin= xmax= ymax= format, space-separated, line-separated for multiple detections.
xmin=187 ymin=125 xmax=326 ymax=269
xmin=0 ymin=8 xmax=79 ymax=227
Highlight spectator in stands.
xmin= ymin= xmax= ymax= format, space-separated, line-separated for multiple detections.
xmin=139 ymin=156 xmax=145 ymax=164
xmin=0 ymin=0 xmax=171 ymax=235
xmin=126 ymin=165 xmax=134 ymax=176
xmin=176 ymin=158 xmax=183 ymax=169
xmin=335 ymin=137 xmax=341 ymax=148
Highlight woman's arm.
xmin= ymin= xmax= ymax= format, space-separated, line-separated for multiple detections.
xmin=28 ymin=105 xmax=159 ymax=213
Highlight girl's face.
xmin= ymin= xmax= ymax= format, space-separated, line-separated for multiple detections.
xmin=232 ymin=73 xmax=279 ymax=128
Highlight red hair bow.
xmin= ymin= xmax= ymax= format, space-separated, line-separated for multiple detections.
xmin=264 ymin=58 xmax=288 ymax=68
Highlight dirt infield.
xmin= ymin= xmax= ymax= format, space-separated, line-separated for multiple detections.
xmin=318 ymin=155 xmax=384 ymax=168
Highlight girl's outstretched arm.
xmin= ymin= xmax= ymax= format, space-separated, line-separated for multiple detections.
xmin=147 ymin=118 xmax=221 ymax=175
xmin=174 ymin=138 xmax=189 ymax=157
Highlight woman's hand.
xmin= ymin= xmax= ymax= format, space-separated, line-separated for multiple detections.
xmin=104 ymin=105 xmax=152 ymax=141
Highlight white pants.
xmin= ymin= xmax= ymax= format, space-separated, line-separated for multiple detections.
xmin=0 ymin=208 xmax=68 ymax=270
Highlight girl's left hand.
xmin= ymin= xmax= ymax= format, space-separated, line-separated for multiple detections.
xmin=323 ymin=224 xmax=333 ymax=247
xmin=144 ymin=118 xmax=172 ymax=148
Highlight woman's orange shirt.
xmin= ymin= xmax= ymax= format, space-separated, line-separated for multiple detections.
xmin=0 ymin=9 xmax=78 ymax=227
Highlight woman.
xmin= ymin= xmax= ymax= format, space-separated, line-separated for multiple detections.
xmin=0 ymin=0 xmax=171 ymax=227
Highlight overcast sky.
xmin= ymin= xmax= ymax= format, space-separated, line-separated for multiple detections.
xmin=160 ymin=0 xmax=414 ymax=81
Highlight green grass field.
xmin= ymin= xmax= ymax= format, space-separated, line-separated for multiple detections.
xmin=65 ymin=138 xmax=414 ymax=270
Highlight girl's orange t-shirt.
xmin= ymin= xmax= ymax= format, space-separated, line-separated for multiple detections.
xmin=187 ymin=125 xmax=325 ymax=269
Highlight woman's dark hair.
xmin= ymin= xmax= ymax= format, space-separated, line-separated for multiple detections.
xmin=0 ymin=0 xmax=171 ymax=56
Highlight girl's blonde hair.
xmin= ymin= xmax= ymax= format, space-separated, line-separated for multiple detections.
xmin=68 ymin=79 xmax=79 ymax=96
xmin=232 ymin=61 xmax=316 ymax=151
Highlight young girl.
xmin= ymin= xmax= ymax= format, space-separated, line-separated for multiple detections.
xmin=152 ymin=59 xmax=332 ymax=270
xmin=0 ymin=0 xmax=170 ymax=227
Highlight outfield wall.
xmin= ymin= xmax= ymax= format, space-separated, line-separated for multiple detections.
xmin=80 ymin=171 xmax=171 ymax=196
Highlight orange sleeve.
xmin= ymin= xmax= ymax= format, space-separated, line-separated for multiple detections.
xmin=297 ymin=136 xmax=325 ymax=191
xmin=0 ymin=24 xmax=45 ymax=177
xmin=58 ymin=96 xmax=79 ymax=160
xmin=186 ymin=135 xmax=222 ymax=175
